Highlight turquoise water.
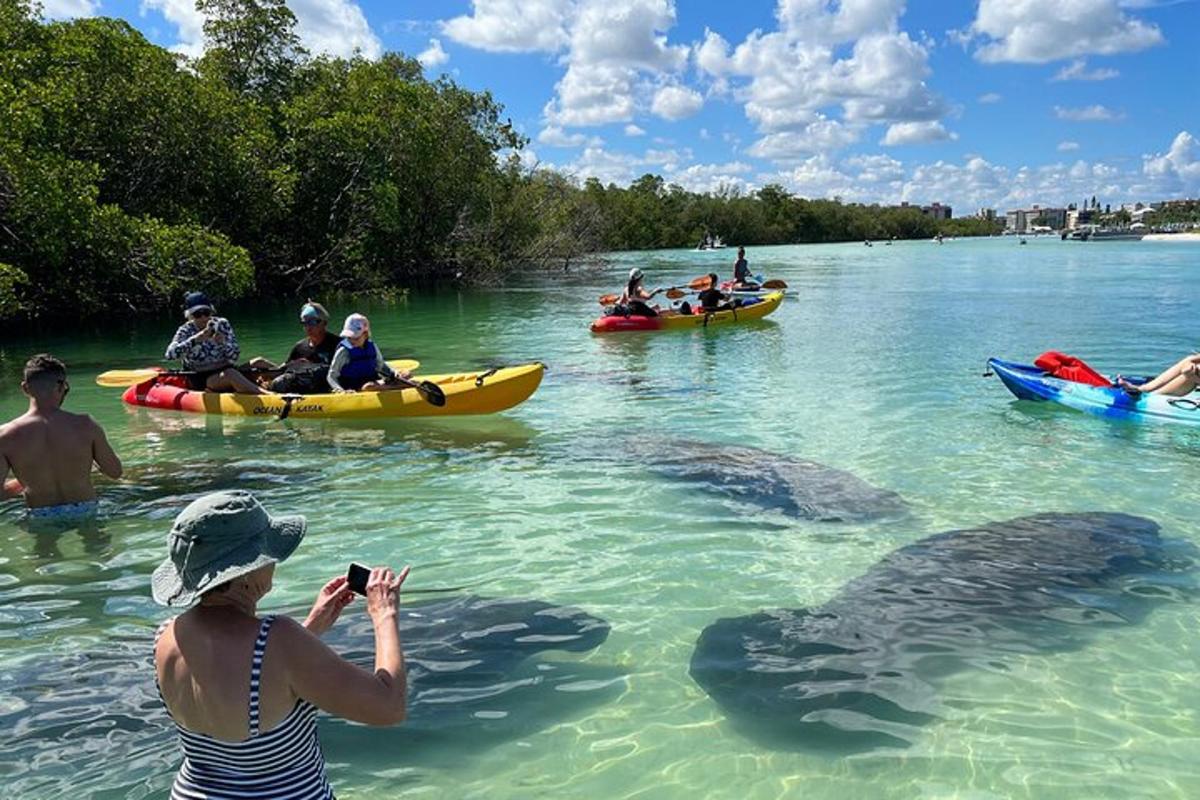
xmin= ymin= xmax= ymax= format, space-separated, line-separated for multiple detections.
xmin=2 ymin=236 xmax=1200 ymax=798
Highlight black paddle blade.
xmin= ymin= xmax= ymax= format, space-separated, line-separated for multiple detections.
xmin=420 ymin=381 xmax=447 ymax=406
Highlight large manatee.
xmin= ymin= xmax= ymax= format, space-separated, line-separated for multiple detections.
xmin=646 ymin=440 xmax=906 ymax=521
xmin=689 ymin=513 xmax=1194 ymax=753
xmin=0 ymin=596 xmax=616 ymax=796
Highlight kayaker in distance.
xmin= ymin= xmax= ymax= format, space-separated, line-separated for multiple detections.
xmin=248 ymin=302 xmax=339 ymax=393
xmin=1117 ymin=353 xmax=1200 ymax=396
xmin=165 ymin=292 xmax=268 ymax=395
xmin=619 ymin=268 xmax=664 ymax=317
xmin=732 ymin=247 xmax=755 ymax=288
xmin=152 ymin=491 xmax=410 ymax=799
xmin=0 ymin=354 xmax=122 ymax=524
xmin=327 ymin=313 xmax=413 ymax=393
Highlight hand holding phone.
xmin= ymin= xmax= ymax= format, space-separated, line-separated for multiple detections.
xmin=346 ymin=562 xmax=371 ymax=595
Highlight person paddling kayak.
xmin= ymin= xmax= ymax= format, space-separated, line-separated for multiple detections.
xmin=619 ymin=268 xmax=663 ymax=318
xmin=327 ymin=314 xmax=413 ymax=393
xmin=165 ymin=292 xmax=267 ymax=395
xmin=732 ymin=247 xmax=756 ymax=289
xmin=696 ymin=273 xmax=734 ymax=312
xmin=248 ymin=302 xmax=339 ymax=393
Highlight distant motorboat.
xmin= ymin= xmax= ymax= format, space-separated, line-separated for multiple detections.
xmin=1065 ymin=226 xmax=1145 ymax=242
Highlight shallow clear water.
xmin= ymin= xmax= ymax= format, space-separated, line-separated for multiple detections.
xmin=2 ymin=236 xmax=1200 ymax=799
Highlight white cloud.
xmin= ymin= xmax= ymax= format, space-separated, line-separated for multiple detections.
xmin=978 ymin=92 xmax=1002 ymax=104
xmin=694 ymin=2 xmax=946 ymax=161
xmin=442 ymin=0 xmax=574 ymax=53
xmin=291 ymin=0 xmax=381 ymax=58
xmin=880 ymin=120 xmax=957 ymax=146
xmin=543 ymin=0 xmax=691 ymax=127
xmin=537 ymin=126 xmax=602 ymax=147
xmin=668 ymin=161 xmax=754 ymax=194
xmin=748 ymin=118 xmax=861 ymax=160
xmin=651 ymin=85 xmax=703 ymax=120
xmin=1143 ymin=131 xmax=1200 ymax=183
xmin=418 ymin=38 xmax=449 ymax=69
xmin=625 ymin=124 xmax=646 ymax=136
xmin=1055 ymin=104 xmax=1124 ymax=122
xmin=968 ymin=0 xmax=1163 ymax=64
xmin=1058 ymin=141 xmax=1080 ymax=152
xmin=1052 ymin=59 xmax=1119 ymax=81
xmin=42 ymin=0 xmax=98 ymax=18
xmin=141 ymin=0 xmax=381 ymax=59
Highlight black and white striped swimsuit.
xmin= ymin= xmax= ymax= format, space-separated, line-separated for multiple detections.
xmin=157 ymin=615 xmax=335 ymax=799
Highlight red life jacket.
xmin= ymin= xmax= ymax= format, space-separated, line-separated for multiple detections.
xmin=1033 ymin=351 xmax=1112 ymax=387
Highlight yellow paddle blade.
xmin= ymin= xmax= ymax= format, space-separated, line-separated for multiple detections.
xmin=761 ymin=279 xmax=788 ymax=289
xmin=688 ymin=275 xmax=713 ymax=290
xmin=598 ymin=293 xmax=619 ymax=306
xmin=665 ymin=288 xmax=685 ymax=300
xmin=95 ymin=368 xmax=162 ymax=387
xmin=386 ymin=359 xmax=420 ymax=373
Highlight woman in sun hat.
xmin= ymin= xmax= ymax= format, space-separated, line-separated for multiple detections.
xmin=152 ymin=490 xmax=410 ymax=799
xmin=617 ymin=268 xmax=664 ymax=318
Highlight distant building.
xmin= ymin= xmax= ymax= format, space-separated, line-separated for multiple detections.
xmin=975 ymin=208 xmax=996 ymax=220
xmin=1066 ymin=208 xmax=1095 ymax=230
xmin=896 ymin=201 xmax=952 ymax=220
xmin=1006 ymin=205 xmax=1067 ymax=233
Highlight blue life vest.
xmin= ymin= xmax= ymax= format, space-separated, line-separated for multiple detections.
xmin=337 ymin=339 xmax=379 ymax=382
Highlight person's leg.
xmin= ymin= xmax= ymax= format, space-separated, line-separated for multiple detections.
xmin=207 ymin=368 xmax=269 ymax=395
xmin=1128 ymin=354 xmax=1200 ymax=393
xmin=1147 ymin=363 xmax=1200 ymax=396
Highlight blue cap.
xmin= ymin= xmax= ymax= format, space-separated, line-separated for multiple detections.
xmin=183 ymin=291 xmax=214 ymax=318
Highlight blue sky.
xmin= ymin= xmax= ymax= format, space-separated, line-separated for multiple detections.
xmin=45 ymin=0 xmax=1200 ymax=213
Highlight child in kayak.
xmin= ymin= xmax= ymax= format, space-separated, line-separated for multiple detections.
xmin=326 ymin=314 xmax=413 ymax=393
xmin=696 ymin=273 xmax=733 ymax=313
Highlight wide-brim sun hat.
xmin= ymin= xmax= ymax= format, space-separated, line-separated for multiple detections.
xmin=152 ymin=490 xmax=307 ymax=607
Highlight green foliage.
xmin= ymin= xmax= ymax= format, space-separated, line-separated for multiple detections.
xmin=196 ymin=0 xmax=304 ymax=101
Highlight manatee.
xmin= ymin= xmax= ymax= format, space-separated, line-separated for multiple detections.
xmin=0 ymin=596 xmax=615 ymax=794
xmin=689 ymin=513 xmax=1195 ymax=753
xmin=646 ymin=440 xmax=906 ymax=521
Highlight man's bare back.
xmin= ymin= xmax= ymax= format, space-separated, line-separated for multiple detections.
xmin=1 ymin=354 xmax=122 ymax=510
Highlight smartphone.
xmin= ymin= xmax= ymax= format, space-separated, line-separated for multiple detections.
xmin=346 ymin=562 xmax=370 ymax=596
xmin=206 ymin=319 xmax=218 ymax=332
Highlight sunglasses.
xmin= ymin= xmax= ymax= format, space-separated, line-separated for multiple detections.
xmin=301 ymin=318 xmax=324 ymax=327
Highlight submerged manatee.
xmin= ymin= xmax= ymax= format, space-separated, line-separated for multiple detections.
xmin=689 ymin=513 xmax=1194 ymax=753
xmin=647 ymin=441 xmax=906 ymax=521
xmin=0 ymin=596 xmax=614 ymax=795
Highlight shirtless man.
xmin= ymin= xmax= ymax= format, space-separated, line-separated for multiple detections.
xmin=0 ymin=354 xmax=123 ymax=523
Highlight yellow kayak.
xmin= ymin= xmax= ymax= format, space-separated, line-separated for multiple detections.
xmin=591 ymin=291 xmax=784 ymax=332
xmin=122 ymin=363 xmax=544 ymax=419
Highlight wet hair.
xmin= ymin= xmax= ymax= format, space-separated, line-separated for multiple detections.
xmin=708 ymin=273 xmax=719 ymax=283
xmin=23 ymin=353 xmax=67 ymax=390
xmin=627 ymin=275 xmax=642 ymax=295
xmin=737 ymin=247 xmax=745 ymax=256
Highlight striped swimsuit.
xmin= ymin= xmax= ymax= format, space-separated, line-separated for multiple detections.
xmin=158 ymin=616 xmax=335 ymax=799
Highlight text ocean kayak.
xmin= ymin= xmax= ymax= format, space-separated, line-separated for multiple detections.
xmin=988 ymin=358 xmax=1200 ymax=426
xmin=122 ymin=363 xmax=544 ymax=420
xmin=591 ymin=291 xmax=783 ymax=333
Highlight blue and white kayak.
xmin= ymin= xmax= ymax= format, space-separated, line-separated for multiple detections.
xmin=988 ymin=358 xmax=1200 ymax=426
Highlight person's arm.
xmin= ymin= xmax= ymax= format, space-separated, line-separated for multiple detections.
xmin=375 ymin=348 xmax=397 ymax=381
xmin=282 ymin=566 xmax=410 ymax=726
xmin=89 ymin=417 xmax=123 ymax=479
xmin=0 ymin=449 xmax=19 ymax=499
xmin=218 ymin=319 xmax=240 ymax=364
xmin=164 ymin=324 xmax=196 ymax=361
xmin=326 ymin=348 xmax=349 ymax=392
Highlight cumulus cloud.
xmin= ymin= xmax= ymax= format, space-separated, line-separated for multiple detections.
xmin=625 ymin=124 xmax=646 ymax=136
xmin=694 ymin=1 xmax=946 ymax=162
xmin=1055 ymin=104 xmax=1124 ymax=122
xmin=417 ymin=38 xmax=449 ymax=69
xmin=880 ymin=120 xmax=957 ymax=146
xmin=978 ymin=92 xmax=1002 ymax=104
xmin=1058 ymin=141 xmax=1080 ymax=152
xmin=1052 ymin=59 xmax=1119 ymax=81
xmin=1143 ymin=131 xmax=1200 ymax=183
xmin=42 ymin=0 xmax=98 ymax=18
xmin=442 ymin=0 xmax=574 ymax=53
xmin=537 ymin=126 xmax=602 ymax=147
xmin=141 ymin=0 xmax=381 ymax=59
xmin=651 ymin=85 xmax=703 ymax=120
xmin=967 ymin=0 xmax=1163 ymax=64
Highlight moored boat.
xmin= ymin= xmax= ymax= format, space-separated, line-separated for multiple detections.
xmin=988 ymin=358 xmax=1200 ymax=426
xmin=122 ymin=363 xmax=544 ymax=420
xmin=591 ymin=291 xmax=783 ymax=333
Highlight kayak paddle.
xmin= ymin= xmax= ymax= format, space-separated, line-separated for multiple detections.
xmin=761 ymin=279 xmax=788 ymax=289
xmin=96 ymin=359 xmax=421 ymax=388
xmin=391 ymin=375 xmax=446 ymax=406
xmin=597 ymin=275 xmax=713 ymax=305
